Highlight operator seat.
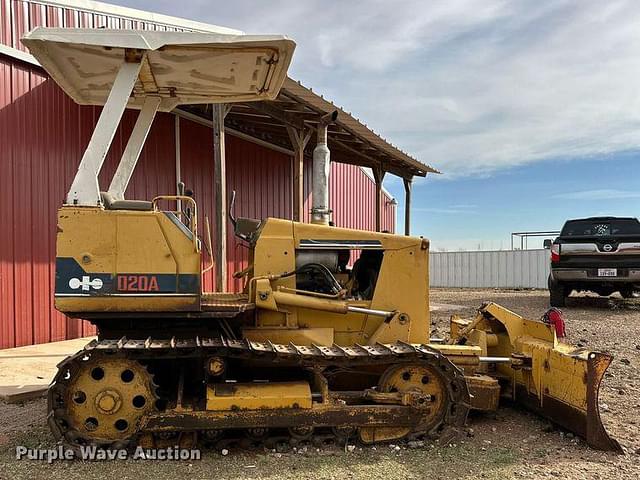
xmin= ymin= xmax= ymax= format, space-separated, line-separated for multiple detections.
xmin=100 ymin=191 xmax=153 ymax=211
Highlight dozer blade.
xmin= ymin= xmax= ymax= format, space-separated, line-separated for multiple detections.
xmin=453 ymin=303 xmax=621 ymax=452
xmin=510 ymin=345 xmax=620 ymax=452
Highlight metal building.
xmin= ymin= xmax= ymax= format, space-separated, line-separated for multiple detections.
xmin=0 ymin=0 xmax=437 ymax=348
xmin=430 ymin=250 xmax=550 ymax=289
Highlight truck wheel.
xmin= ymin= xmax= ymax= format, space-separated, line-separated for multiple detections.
xmin=620 ymin=287 xmax=638 ymax=299
xmin=549 ymin=281 xmax=566 ymax=307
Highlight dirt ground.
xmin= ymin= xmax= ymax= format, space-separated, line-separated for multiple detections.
xmin=1 ymin=288 xmax=639 ymax=479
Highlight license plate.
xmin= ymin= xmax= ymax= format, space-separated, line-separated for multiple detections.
xmin=598 ymin=268 xmax=617 ymax=277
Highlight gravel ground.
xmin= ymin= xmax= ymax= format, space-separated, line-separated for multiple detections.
xmin=1 ymin=288 xmax=639 ymax=479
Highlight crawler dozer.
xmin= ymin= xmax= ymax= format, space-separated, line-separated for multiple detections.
xmin=23 ymin=27 xmax=620 ymax=453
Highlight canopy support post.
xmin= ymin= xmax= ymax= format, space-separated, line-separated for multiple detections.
xmin=175 ymin=115 xmax=182 ymax=212
xmin=108 ymin=95 xmax=161 ymax=199
xmin=66 ymin=58 xmax=143 ymax=206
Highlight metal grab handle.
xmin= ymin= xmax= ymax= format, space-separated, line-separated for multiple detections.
xmin=152 ymin=195 xmax=199 ymax=249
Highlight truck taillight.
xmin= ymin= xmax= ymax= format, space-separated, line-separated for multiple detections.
xmin=551 ymin=244 xmax=560 ymax=263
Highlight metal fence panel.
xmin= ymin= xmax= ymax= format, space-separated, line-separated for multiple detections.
xmin=430 ymin=249 xmax=550 ymax=289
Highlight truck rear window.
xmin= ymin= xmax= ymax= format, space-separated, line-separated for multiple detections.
xmin=561 ymin=219 xmax=640 ymax=237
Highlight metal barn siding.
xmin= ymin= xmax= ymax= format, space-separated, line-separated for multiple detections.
xmin=0 ymin=0 xmax=193 ymax=349
xmin=0 ymin=0 xmax=202 ymax=349
xmin=176 ymin=119 xmax=395 ymax=293
xmin=0 ymin=57 xmax=182 ymax=348
xmin=176 ymin=118 xmax=215 ymax=292
xmin=429 ymin=250 xmax=550 ymax=289
xmin=225 ymin=133 xmax=293 ymax=292
xmin=0 ymin=68 xmax=394 ymax=350
xmin=176 ymin=118 xmax=294 ymax=293
xmin=0 ymin=57 xmax=95 ymax=348
xmin=330 ymin=163 xmax=395 ymax=233
xmin=1 ymin=0 xmax=187 ymax=55
xmin=0 ymin=0 xmax=399 ymax=349
xmin=301 ymin=159 xmax=396 ymax=232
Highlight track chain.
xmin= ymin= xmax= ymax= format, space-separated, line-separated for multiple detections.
xmin=48 ymin=336 xmax=470 ymax=452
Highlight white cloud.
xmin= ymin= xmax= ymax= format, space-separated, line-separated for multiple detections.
xmin=551 ymin=189 xmax=640 ymax=200
xmin=124 ymin=0 xmax=640 ymax=176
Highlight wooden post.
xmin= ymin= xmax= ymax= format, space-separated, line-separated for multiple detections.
xmin=286 ymin=126 xmax=311 ymax=222
xmin=403 ymin=177 xmax=412 ymax=236
xmin=213 ymin=104 xmax=228 ymax=292
xmin=175 ymin=115 xmax=182 ymax=213
xmin=373 ymin=166 xmax=386 ymax=232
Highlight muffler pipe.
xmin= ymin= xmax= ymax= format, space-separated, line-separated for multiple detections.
xmin=311 ymin=110 xmax=339 ymax=225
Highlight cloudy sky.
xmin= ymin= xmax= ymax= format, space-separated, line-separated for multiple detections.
xmin=123 ymin=0 xmax=640 ymax=249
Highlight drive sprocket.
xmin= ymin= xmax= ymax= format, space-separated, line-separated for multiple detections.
xmin=49 ymin=352 xmax=158 ymax=448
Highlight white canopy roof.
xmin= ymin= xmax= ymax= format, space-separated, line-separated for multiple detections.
xmin=22 ymin=27 xmax=296 ymax=112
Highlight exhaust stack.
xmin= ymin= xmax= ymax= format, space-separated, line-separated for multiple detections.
xmin=311 ymin=110 xmax=339 ymax=225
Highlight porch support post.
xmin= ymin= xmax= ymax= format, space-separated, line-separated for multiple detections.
xmin=373 ymin=165 xmax=386 ymax=232
xmin=213 ymin=104 xmax=229 ymax=292
xmin=403 ymin=177 xmax=413 ymax=236
xmin=286 ymin=126 xmax=311 ymax=222
xmin=175 ymin=115 xmax=182 ymax=212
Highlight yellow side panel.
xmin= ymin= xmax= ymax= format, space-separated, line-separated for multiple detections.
xmin=254 ymin=220 xmax=296 ymax=327
xmin=57 ymin=207 xmax=200 ymax=276
xmin=206 ymin=381 xmax=312 ymax=410
xmin=251 ymin=218 xmax=432 ymax=345
xmin=253 ymin=219 xmax=296 ymax=285
xmin=292 ymin=220 xmax=423 ymax=250
xmin=368 ymin=247 xmax=430 ymax=344
xmin=155 ymin=213 xmax=201 ymax=275
xmin=57 ymin=207 xmax=117 ymax=273
xmin=116 ymin=215 xmax=176 ymax=274
xmin=55 ymin=206 xmax=202 ymax=313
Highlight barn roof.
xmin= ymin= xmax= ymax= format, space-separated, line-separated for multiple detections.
xmin=181 ymin=77 xmax=439 ymax=178
xmin=9 ymin=0 xmax=439 ymax=180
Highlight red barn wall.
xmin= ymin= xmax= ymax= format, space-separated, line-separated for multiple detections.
xmin=0 ymin=0 xmax=397 ymax=349
xmin=0 ymin=60 xmax=396 ymax=349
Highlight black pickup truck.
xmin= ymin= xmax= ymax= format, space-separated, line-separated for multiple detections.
xmin=546 ymin=216 xmax=640 ymax=306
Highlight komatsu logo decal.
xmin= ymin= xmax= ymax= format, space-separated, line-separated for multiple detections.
xmin=55 ymin=258 xmax=200 ymax=295
xmin=68 ymin=276 xmax=104 ymax=291
xmin=117 ymin=275 xmax=160 ymax=292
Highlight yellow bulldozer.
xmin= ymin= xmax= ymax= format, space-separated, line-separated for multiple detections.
xmin=23 ymin=27 xmax=619 ymax=453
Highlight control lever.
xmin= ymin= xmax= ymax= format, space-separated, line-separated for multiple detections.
xmin=202 ymin=215 xmax=214 ymax=274
xmin=228 ymin=190 xmax=262 ymax=242
xmin=229 ymin=190 xmax=238 ymax=229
